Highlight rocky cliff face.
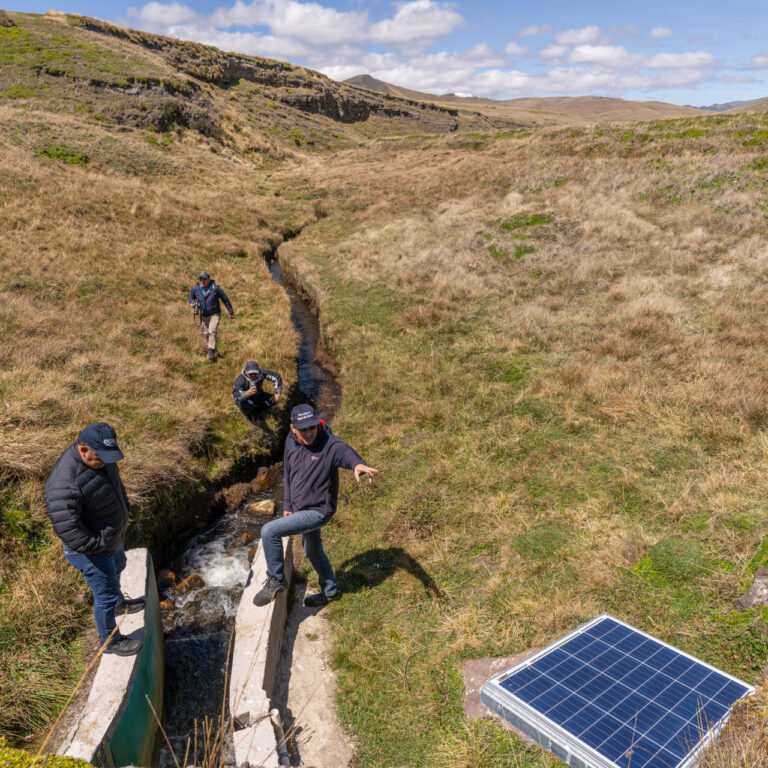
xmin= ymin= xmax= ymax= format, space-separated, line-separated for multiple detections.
xmin=71 ymin=15 xmax=459 ymax=132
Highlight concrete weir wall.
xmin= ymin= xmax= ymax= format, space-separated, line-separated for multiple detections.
xmin=59 ymin=548 xmax=163 ymax=768
xmin=229 ymin=538 xmax=294 ymax=768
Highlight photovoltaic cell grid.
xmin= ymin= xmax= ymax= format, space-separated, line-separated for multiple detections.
xmin=481 ymin=614 xmax=753 ymax=768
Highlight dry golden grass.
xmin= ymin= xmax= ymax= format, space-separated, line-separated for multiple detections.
xmin=270 ymin=114 xmax=768 ymax=764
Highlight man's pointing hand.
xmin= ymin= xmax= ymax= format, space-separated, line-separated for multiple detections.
xmin=354 ymin=464 xmax=378 ymax=483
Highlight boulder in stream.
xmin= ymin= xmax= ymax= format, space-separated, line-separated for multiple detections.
xmin=234 ymin=532 xmax=254 ymax=548
xmin=175 ymin=573 xmax=205 ymax=594
xmin=243 ymin=499 xmax=275 ymax=518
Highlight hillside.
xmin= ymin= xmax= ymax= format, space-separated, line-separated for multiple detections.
xmin=1 ymin=10 xmax=768 ymax=768
xmin=727 ymin=97 xmax=768 ymax=113
xmin=344 ymin=73 xmax=708 ymax=122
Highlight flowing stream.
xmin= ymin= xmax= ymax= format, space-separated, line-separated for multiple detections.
xmin=158 ymin=256 xmax=340 ymax=767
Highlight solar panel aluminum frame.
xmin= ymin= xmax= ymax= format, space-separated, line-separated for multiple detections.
xmin=481 ymin=613 xmax=755 ymax=768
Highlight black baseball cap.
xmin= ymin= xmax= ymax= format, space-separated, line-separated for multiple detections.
xmin=198 ymin=270 xmax=211 ymax=279
xmin=77 ymin=422 xmax=124 ymax=463
xmin=244 ymin=361 xmax=261 ymax=375
xmin=291 ymin=404 xmax=320 ymax=429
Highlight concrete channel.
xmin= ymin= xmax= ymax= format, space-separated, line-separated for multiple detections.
xmin=58 ymin=548 xmax=163 ymax=767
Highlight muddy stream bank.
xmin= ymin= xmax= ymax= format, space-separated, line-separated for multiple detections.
xmin=158 ymin=256 xmax=342 ymax=767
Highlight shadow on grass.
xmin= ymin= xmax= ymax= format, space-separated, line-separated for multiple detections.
xmin=336 ymin=547 xmax=444 ymax=598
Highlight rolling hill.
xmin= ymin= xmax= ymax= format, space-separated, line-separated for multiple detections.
xmin=345 ymin=73 xmax=711 ymax=123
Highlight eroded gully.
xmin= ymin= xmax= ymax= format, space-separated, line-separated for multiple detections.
xmin=158 ymin=253 xmax=341 ymax=767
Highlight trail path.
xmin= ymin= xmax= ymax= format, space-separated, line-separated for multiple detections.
xmin=273 ymin=582 xmax=353 ymax=767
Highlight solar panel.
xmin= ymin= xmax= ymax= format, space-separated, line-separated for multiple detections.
xmin=481 ymin=614 xmax=753 ymax=768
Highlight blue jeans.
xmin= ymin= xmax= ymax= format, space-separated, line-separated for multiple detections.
xmin=64 ymin=546 xmax=126 ymax=643
xmin=260 ymin=509 xmax=338 ymax=597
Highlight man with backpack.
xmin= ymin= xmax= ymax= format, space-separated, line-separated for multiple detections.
xmin=188 ymin=270 xmax=234 ymax=361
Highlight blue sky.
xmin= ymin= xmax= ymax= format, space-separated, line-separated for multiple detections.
xmin=10 ymin=0 xmax=768 ymax=105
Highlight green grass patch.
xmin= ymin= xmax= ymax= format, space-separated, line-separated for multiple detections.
xmin=34 ymin=145 xmax=89 ymax=166
xmin=487 ymin=244 xmax=507 ymax=259
xmin=500 ymin=212 xmax=551 ymax=231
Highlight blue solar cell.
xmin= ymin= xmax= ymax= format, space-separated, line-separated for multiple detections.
xmin=698 ymin=698 xmax=729 ymax=726
xmin=592 ymin=646 xmax=625 ymax=670
xmin=645 ymin=646 xmax=679 ymax=670
xmin=499 ymin=666 xmax=539 ymax=693
xmin=664 ymin=727 xmax=694 ymax=760
xmin=614 ymin=735 xmax=662 ymax=768
xmin=644 ymin=747 xmax=679 ymax=768
xmin=577 ymin=672 xmax=614 ymax=701
xmin=529 ymin=683 xmax=572 ymax=714
xmin=678 ymin=663 xmax=710 ymax=688
xmin=585 ymin=618 xmax=620 ymax=638
xmin=636 ymin=672 xmax=674 ymax=700
xmin=549 ymin=656 xmax=584 ymax=679
xmin=573 ymin=639 xmax=611 ymax=661
xmin=609 ymin=691 xmax=648 ymax=723
xmin=696 ymin=671 xmax=729 ymax=699
xmin=614 ymin=632 xmax=646 ymax=654
xmin=632 ymin=700 xmax=666 ymax=733
xmin=620 ymin=663 xmax=654 ymax=690
xmin=674 ymin=719 xmax=704 ymax=752
xmin=547 ymin=693 xmax=588 ymax=725
xmin=601 ymin=624 xmax=635 ymax=645
xmin=596 ymin=724 xmax=640 ymax=762
xmin=604 ymin=655 xmax=643 ymax=681
xmin=516 ymin=675 xmax=556 ymax=703
xmin=629 ymin=639 xmax=664 ymax=662
xmin=561 ymin=703 xmax=607 ymax=737
xmin=659 ymin=654 xmax=696 ymax=680
xmin=530 ymin=648 xmax=570 ymax=674
xmin=560 ymin=633 xmax=595 ymax=655
xmin=593 ymin=681 xmax=633 ymax=711
xmin=562 ymin=665 xmax=600 ymax=693
xmin=656 ymin=681 xmax=692 ymax=710
xmin=644 ymin=710 xmax=686 ymax=745
xmin=579 ymin=713 xmax=623 ymax=748
xmin=715 ymin=679 xmax=750 ymax=706
xmin=670 ymin=691 xmax=706 ymax=722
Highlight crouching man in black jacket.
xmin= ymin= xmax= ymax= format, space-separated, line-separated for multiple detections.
xmin=253 ymin=404 xmax=378 ymax=608
xmin=45 ymin=423 xmax=144 ymax=656
xmin=232 ymin=360 xmax=282 ymax=424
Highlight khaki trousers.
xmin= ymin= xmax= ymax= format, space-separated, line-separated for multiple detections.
xmin=200 ymin=313 xmax=220 ymax=351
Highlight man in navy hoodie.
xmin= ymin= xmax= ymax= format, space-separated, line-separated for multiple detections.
xmin=188 ymin=270 xmax=234 ymax=361
xmin=253 ymin=404 xmax=377 ymax=608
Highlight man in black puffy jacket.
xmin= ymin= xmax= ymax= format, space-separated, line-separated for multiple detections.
xmin=45 ymin=423 xmax=144 ymax=656
xmin=232 ymin=360 xmax=282 ymax=424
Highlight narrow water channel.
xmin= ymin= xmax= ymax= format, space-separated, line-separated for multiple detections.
xmin=158 ymin=256 xmax=340 ymax=767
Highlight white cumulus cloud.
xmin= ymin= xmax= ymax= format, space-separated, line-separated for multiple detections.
xmin=556 ymin=25 xmax=602 ymax=46
xmin=748 ymin=51 xmax=768 ymax=69
xmin=649 ymin=26 xmax=673 ymax=39
xmin=368 ymin=0 xmax=464 ymax=44
xmin=569 ymin=45 xmax=637 ymax=68
xmin=504 ymin=41 xmax=528 ymax=56
xmin=645 ymin=51 xmax=716 ymax=69
xmin=518 ymin=24 xmax=551 ymax=38
xmin=126 ymin=1 xmax=199 ymax=32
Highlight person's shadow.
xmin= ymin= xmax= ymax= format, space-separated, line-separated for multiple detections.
xmin=336 ymin=547 xmax=444 ymax=598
